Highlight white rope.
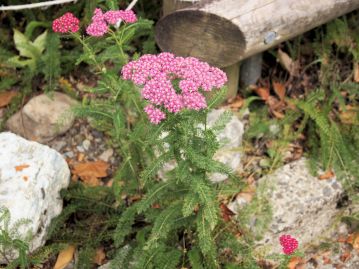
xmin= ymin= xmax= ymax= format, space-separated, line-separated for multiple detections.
xmin=115 ymin=0 xmax=139 ymax=28
xmin=0 ymin=0 xmax=77 ymax=11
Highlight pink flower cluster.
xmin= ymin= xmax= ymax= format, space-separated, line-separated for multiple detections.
xmin=52 ymin=9 xmax=137 ymax=36
xmin=52 ymin=12 xmax=80 ymax=33
xmin=86 ymin=8 xmax=137 ymax=37
xmin=122 ymin=53 xmax=227 ymax=124
xmin=279 ymin=235 xmax=298 ymax=255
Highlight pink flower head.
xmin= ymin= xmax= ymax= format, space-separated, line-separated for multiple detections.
xmin=279 ymin=235 xmax=298 ymax=255
xmin=144 ymin=105 xmax=166 ymax=124
xmin=104 ymin=10 xmax=137 ymax=25
xmin=52 ymin=12 xmax=80 ymax=33
xmin=122 ymin=53 xmax=227 ymax=124
xmin=86 ymin=8 xmax=108 ymax=37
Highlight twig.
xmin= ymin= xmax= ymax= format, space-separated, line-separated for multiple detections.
xmin=115 ymin=0 xmax=139 ymax=28
xmin=0 ymin=0 xmax=77 ymax=11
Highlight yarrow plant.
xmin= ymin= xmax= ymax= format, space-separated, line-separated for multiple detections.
xmin=52 ymin=6 xmax=251 ymax=269
xmin=122 ymin=52 xmax=227 ymax=124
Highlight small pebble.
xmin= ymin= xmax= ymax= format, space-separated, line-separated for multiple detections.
xmin=51 ymin=140 xmax=67 ymax=152
xmin=82 ymin=139 xmax=91 ymax=151
xmin=92 ymin=130 xmax=104 ymax=139
xmin=99 ymin=148 xmax=114 ymax=162
xmin=77 ymin=145 xmax=85 ymax=152
xmin=63 ymin=151 xmax=75 ymax=158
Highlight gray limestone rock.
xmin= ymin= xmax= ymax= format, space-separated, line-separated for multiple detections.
xmin=254 ymin=158 xmax=344 ymax=254
xmin=6 ymin=92 xmax=77 ymax=143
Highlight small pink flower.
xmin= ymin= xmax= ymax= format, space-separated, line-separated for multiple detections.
xmin=119 ymin=10 xmax=137 ymax=23
xmin=279 ymin=235 xmax=298 ymax=255
xmin=104 ymin=10 xmax=137 ymax=25
xmin=144 ymin=105 xmax=166 ymax=124
xmin=52 ymin=12 xmax=80 ymax=33
xmin=86 ymin=8 xmax=108 ymax=36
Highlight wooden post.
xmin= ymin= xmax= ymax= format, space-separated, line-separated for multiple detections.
xmin=162 ymin=0 xmax=241 ymax=100
xmin=156 ymin=0 xmax=359 ymax=68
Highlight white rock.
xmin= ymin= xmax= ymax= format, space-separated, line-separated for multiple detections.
xmin=6 ymin=92 xmax=77 ymax=143
xmin=0 ymin=132 xmax=70 ymax=261
xmin=82 ymin=139 xmax=91 ymax=151
xmin=158 ymin=109 xmax=244 ymax=182
xmin=99 ymin=148 xmax=114 ymax=162
xmin=254 ymin=158 xmax=344 ymax=253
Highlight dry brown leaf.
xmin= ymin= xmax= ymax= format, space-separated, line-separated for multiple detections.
xmin=22 ymin=176 xmax=28 ymax=182
xmin=278 ymin=49 xmax=299 ymax=77
xmin=322 ymin=251 xmax=332 ymax=265
xmin=339 ymin=251 xmax=351 ymax=263
xmin=0 ymin=91 xmax=17 ymax=108
xmin=272 ymin=82 xmax=286 ymax=101
xmin=339 ymin=106 xmax=358 ymax=125
xmin=151 ymin=203 xmax=161 ymax=209
xmin=346 ymin=233 xmax=359 ymax=252
xmin=53 ymin=245 xmax=76 ymax=269
xmin=72 ymin=161 xmax=109 ymax=186
xmin=83 ymin=177 xmax=103 ymax=186
xmin=272 ymin=110 xmax=285 ymax=119
xmin=254 ymin=87 xmax=270 ymax=101
xmin=354 ymin=62 xmax=359 ymax=83
xmin=15 ymin=164 xmax=30 ymax=172
xmin=227 ymin=96 xmax=244 ymax=109
xmin=287 ymin=256 xmax=305 ymax=269
xmin=220 ymin=203 xmax=235 ymax=222
xmin=236 ymin=192 xmax=254 ymax=203
xmin=318 ymin=170 xmax=335 ymax=180
xmin=77 ymin=153 xmax=85 ymax=162
xmin=93 ymin=247 xmax=106 ymax=265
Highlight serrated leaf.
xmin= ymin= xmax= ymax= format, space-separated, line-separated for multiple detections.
xmin=196 ymin=210 xmax=216 ymax=258
xmin=182 ymin=193 xmax=199 ymax=217
xmin=192 ymin=179 xmax=218 ymax=230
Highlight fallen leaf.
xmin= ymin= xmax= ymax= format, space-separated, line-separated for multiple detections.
xmin=53 ymin=245 xmax=76 ymax=269
xmin=339 ymin=106 xmax=358 ymax=125
xmin=339 ymin=251 xmax=351 ymax=263
xmin=227 ymin=96 xmax=244 ymax=109
xmin=0 ymin=91 xmax=17 ymax=108
xmin=254 ymin=87 xmax=270 ymax=101
xmin=93 ymin=247 xmax=106 ymax=265
xmin=236 ymin=192 xmax=254 ymax=203
xmin=15 ymin=164 xmax=30 ymax=172
xmin=318 ymin=170 xmax=335 ymax=180
xmin=354 ymin=62 xmax=359 ymax=83
xmin=22 ymin=176 xmax=28 ymax=181
xmin=72 ymin=161 xmax=109 ymax=186
xmin=278 ymin=49 xmax=300 ymax=77
xmin=346 ymin=233 xmax=359 ymax=252
xmin=271 ymin=110 xmax=285 ymax=119
xmin=220 ymin=203 xmax=235 ymax=222
xmin=77 ymin=152 xmax=85 ymax=162
xmin=151 ymin=203 xmax=161 ymax=209
xmin=287 ymin=256 xmax=305 ymax=269
xmin=322 ymin=251 xmax=332 ymax=265
xmin=272 ymin=82 xmax=286 ymax=101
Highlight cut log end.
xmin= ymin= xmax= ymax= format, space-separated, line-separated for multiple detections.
xmin=155 ymin=9 xmax=245 ymax=67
